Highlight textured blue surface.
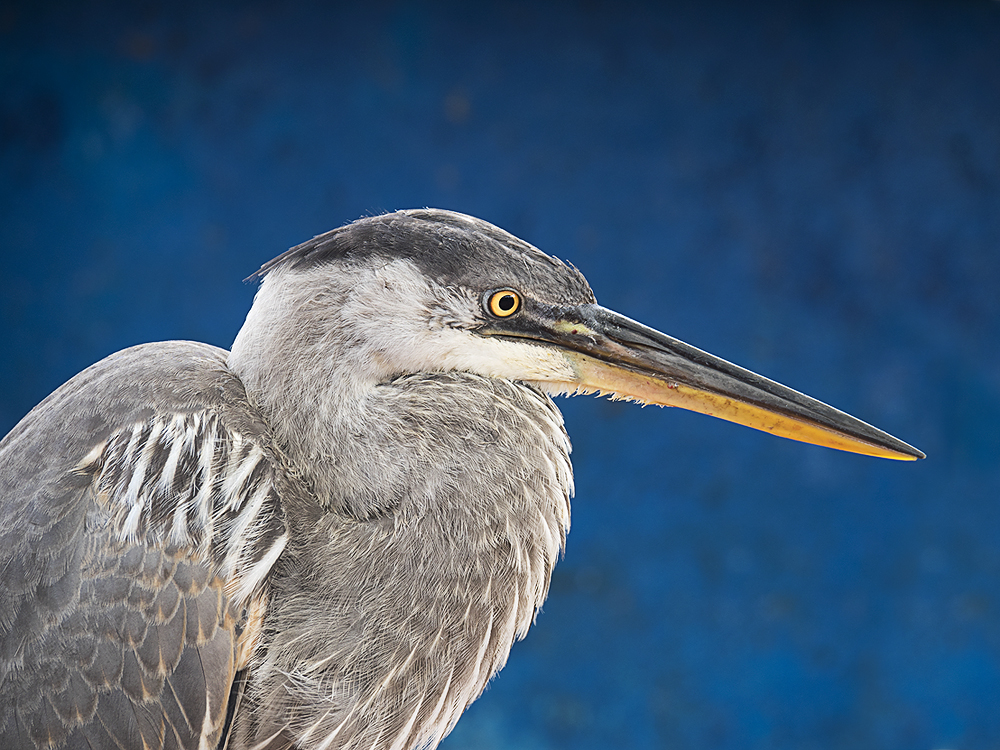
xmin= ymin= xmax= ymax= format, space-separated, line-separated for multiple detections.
xmin=2 ymin=2 xmax=999 ymax=748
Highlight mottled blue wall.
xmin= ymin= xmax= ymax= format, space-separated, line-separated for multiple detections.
xmin=2 ymin=1 xmax=999 ymax=748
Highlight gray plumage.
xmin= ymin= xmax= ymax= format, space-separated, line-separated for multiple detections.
xmin=0 ymin=210 xmax=581 ymax=750
xmin=0 ymin=209 xmax=922 ymax=750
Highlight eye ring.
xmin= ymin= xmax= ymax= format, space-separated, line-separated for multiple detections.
xmin=486 ymin=289 xmax=521 ymax=318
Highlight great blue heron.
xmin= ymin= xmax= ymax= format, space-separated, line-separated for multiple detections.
xmin=0 ymin=209 xmax=922 ymax=749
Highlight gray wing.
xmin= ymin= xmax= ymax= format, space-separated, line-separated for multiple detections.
xmin=0 ymin=342 xmax=288 ymax=750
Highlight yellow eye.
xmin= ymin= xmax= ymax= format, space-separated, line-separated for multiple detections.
xmin=487 ymin=289 xmax=521 ymax=317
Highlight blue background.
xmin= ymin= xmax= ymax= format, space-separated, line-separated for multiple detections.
xmin=2 ymin=2 xmax=999 ymax=748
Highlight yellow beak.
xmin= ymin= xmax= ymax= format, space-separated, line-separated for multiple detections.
xmin=496 ymin=303 xmax=923 ymax=461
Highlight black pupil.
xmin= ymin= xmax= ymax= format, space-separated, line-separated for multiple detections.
xmin=498 ymin=294 xmax=516 ymax=311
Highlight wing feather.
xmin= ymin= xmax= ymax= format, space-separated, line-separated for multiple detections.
xmin=0 ymin=342 xmax=289 ymax=750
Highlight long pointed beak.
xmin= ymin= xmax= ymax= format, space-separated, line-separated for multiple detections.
xmin=508 ymin=303 xmax=924 ymax=461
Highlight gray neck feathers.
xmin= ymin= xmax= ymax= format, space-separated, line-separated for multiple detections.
xmin=227 ymin=258 xmax=576 ymax=747
xmin=229 ymin=259 xmax=438 ymax=506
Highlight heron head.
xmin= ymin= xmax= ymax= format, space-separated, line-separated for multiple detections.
xmin=232 ymin=209 xmax=922 ymax=461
